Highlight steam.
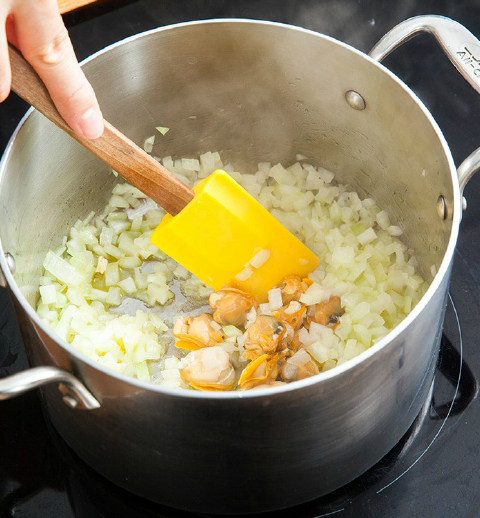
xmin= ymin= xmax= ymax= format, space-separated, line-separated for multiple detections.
xmin=290 ymin=0 xmax=418 ymax=52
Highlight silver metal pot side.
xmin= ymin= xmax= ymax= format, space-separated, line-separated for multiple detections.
xmin=1 ymin=17 xmax=479 ymax=513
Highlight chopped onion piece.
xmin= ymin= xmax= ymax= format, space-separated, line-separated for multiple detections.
xmin=134 ymin=361 xmax=150 ymax=381
xmin=235 ymin=266 xmax=253 ymax=281
xmin=104 ymin=244 xmax=123 ymax=259
xmin=376 ymin=210 xmax=390 ymax=230
xmin=55 ymin=305 xmax=77 ymax=340
xmin=245 ymin=308 xmax=257 ymax=329
xmin=357 ymin=228 xmax=377 ymax=245
xmin=118 ymin=256 xmax=142 ymax=269
xmin=222 ymin=325 xmax=243 ymax=337
xmin=181 ymin=158 xmax=200 ymax=171
xmin=143 ymin=135 xmax=155 ymax=153
xmin=118 ymin=277 xmax=136 ymax=294
xmin=387 ymin=225 xmax=403 ymax=236
xmin=331 ymin=246 xmax=355 ymax=265
xmin=39 ymin=284 xmax=57 ymax=305
xmin=258 ymin=303 xmax=272 ymax=315
xmin=109 ymin=195 xmax=130 ymax=209
xmin=96 ymin=256 xmax=108 ymax=274
xmin=317 ymin=167 xmax=335 ymax=183
xmin=249 ymin=249 xmax=270 ymax=269
xmin=43 ymin=251 xmax=84 ymax=286
xmin=284 ymin=301 xmax=302 ymax=315
xmin=99 ymin=227 xmax=115 ymax=246
xmin=36 ymin=149 xmax=428 ymax=387
xmin=106 ymin=287 xmax=122 ymax=305
xmin=105 ymin=262 xmax=119 ymax=286
xmin=268 ymin=288 xmax=283 ymax=311
xmin=299 ymin=283 xmax=327 ymax=306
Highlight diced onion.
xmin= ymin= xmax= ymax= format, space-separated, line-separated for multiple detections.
xmin=143 ymin=135 xmax=155 ymax=153
xmin=249 ymin=249 xmax=270 ymax=269
xmin=95 ymin=256 xmax=108 ymax=274
xmin=268 ymin=288 xmax=283 ymax=311
xmin=181 ymin=158 xmax=200 ymax=171
xmin=36 ymin=148 xmax=428 ymax=386
xmin=156 ymin=126 xmax=170 ymax=135
xmin=331 ymin=246 xmax=355 ymax=265
xmin=357 ymin=228 xmax=377 ymax=245
xmin=299 ymin=283 xmax=327 ymax=306
xmin=258 ymin=303 xmax=271 ymax=315
xmin=284 ymin=301 xmax=301 ymax=315
xmin=387 ymin=225 xmax=403 ymax=236
xmin=235 ymin=267 xmax=253 ymax=281
xmin=39 ymin=284 xmax=57 ymax=305
xmin=43 ymin=251 xmax=85 ymax=286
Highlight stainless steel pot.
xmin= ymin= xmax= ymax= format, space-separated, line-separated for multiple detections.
xmin=0 ymin=16 xmax=479 ymax=514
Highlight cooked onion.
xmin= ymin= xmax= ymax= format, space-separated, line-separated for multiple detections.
xmin=36 ymin=148 xmax=428 ymax=387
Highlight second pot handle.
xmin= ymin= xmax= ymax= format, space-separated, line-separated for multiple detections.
xmin=370 ymin=15 xmax=480 ymax=195
xmin=0 ymin=366 xmax=100 ymax=410
xmin=370 ymin=15 xmax=480 ymax=95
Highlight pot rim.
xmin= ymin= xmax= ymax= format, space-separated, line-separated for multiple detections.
xmin=0 ymin=18 xmax=461 ymax=400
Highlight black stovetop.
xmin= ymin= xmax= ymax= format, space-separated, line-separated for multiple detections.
xmin=2 ymin=1 xmax=480 ymax=516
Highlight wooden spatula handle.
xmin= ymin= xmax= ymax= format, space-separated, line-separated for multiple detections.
xmin=8 ymin=43 xmax=195 ymax=215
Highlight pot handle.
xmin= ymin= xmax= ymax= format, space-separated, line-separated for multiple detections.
xmin=0 ymin=366 xmax=100 ymax=410
xmin=369 ymin=15 xmax=480 ymax=194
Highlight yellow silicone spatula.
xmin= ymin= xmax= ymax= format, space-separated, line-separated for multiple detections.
xmin=9 ymin=44 xmax=319 ymax=301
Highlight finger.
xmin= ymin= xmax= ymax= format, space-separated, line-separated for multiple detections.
xmin=0 ymin=12 xmax=11 ymax=102
xmin=6 ymin=12 xmax=18 ymax=47
xmin=13 ymin=0 xmax=104 ymax=139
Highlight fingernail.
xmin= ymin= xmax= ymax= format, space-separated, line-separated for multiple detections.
xmin=78 ymin=107 xmax=104 ymax=139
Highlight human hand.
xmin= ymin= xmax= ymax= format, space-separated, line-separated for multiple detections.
xmin=0 ymin=0 xmax=104 ymax=139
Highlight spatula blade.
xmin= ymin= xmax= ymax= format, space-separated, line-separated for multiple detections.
xmin=151 ymin=170 xmax=319 ymax=301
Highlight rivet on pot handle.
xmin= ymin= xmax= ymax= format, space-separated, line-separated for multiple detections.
xmin=0 ymin=366 xmax=100 ymax=410
xmin=370 ymin=15 xmax=480 ymax=195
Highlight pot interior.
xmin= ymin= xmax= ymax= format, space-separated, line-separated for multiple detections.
xmin=0 ymin=20 xmax=454 ymax=309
